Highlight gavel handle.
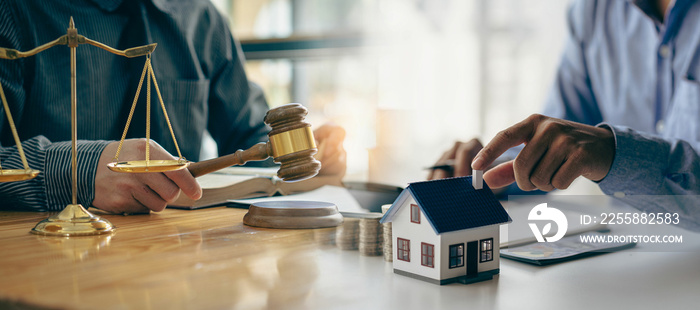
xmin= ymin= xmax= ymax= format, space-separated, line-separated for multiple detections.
xmin=187 ymin=142 xmax=271 ymax=178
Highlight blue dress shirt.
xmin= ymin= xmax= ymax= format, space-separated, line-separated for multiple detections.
xmin=0 ymin=0 xmax=269 ymax=211
xmin=543 ymin=0 xmax=700 ymax=230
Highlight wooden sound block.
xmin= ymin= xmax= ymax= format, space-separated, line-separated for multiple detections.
xmin=243 ymin=201 xmax=344 ymax=229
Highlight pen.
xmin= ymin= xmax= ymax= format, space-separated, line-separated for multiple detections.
xmin=424 ymin=159 xmax=455 ymax=170
xmin=425 ymin=157 xmax=509 ymax=171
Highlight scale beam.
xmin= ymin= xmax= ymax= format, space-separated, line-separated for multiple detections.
xmin=0 ymin=35 xmax=156 ymax=60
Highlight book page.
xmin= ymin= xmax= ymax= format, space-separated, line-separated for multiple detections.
xmin=171 ymin=169 xmax=277 ymax=208
xmin=214 ymin=166 xmax=279 ymax=177
xmin=196 ymin=173 xmax=261 ymax=189
xmin=228 ymin=185 xmax=370 ymax=216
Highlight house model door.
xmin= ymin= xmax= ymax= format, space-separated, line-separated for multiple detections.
xmin=466 ymin=241 xmax=478 ymax=277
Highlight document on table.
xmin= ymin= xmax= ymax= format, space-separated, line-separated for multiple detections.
xmin=500 ymin=202 xmax=608 ymax=248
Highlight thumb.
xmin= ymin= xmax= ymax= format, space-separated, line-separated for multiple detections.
xmin=483 ymin=160 xmax=516 ymax=189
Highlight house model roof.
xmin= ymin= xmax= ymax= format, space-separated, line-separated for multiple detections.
xmin=381 ymin=176 xmax=511 ymax=234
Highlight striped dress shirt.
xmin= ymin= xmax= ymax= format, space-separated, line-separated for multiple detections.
xmin=0 ymin=0 xmax=269 ymax=211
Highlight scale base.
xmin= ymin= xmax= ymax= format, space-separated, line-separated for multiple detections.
xmin=30 ymin=204 xmax=115 ymax=236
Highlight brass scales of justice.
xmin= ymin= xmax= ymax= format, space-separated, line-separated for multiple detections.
xmin=0 ymin=18 xmax=325 ymax=237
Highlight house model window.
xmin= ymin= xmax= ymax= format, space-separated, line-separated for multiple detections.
xmin=480 ymin=238 xmax=493 ymax=262
xmin=421 ymin=243 xmax=434 ymax=268
xmin=410 ymin=204 xmax=420 ymax=223
xmin=449 ymin=244 xmax=464 ymax=268
xmin=397 ymin=238 xmax=410 ymax=262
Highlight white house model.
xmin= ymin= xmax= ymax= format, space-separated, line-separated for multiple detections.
xmin=380 ymin=174 xmax=511 ymax=285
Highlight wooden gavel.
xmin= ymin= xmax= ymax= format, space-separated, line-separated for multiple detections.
xmin=187 ymin=103 xmax=322 ymax=182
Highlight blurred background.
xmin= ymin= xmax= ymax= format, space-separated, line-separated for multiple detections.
xmin=209 ymin=0 xmax=569 ymax=186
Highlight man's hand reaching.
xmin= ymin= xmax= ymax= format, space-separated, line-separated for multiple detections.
xmin=427 ymin=138 xmax=483 ymax=180
xmin=472 ymin=114 xmax=615 ymax=191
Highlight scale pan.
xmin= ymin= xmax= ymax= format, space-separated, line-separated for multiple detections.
xmin=0 ymin=169 xmax=40 ymax=182
xmin=107 ymin=160 xmax=189 ymax=173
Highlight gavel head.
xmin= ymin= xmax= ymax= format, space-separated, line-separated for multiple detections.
xmin=264 ymin=103 xmax=322 ymax=182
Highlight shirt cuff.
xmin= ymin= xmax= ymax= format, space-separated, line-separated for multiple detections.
xmin=44 ymin=140 xmax=111 ymax=210
xmin=595 ymin=124 xmax=669 ymax=195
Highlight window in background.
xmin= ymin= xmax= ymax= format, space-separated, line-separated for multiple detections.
xmin=211 ymin=0 xmax=568 ymax=185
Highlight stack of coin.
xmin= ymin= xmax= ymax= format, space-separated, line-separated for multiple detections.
xmin=359 ymin=214 xmax=383 ymax=256
xmin=336 ymin=218 xmax=359 ymax=250
xmin=381 ymin=204 xmax=393 ymax=262
xmin=382 ymin=222 xmax=393 ymax=262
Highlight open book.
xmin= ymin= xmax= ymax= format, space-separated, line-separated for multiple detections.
xmin=170 ymin=167 xmax=343 ymax=209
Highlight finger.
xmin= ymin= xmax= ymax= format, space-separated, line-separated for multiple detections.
xmin=313 ymin=123 xmax=334 ymax=139
xmin=131 ymin=184 xmax=168 ymax=212
xmin=315 ymin=125 xmax=346 ymax=159
xmin=165 ymin=169 xmax=202 ymax=200
xmin=140 ymin=172 xmax=181 ymax=203
xmin=513 ymin=129 xmax=551 ymax=191
xmin=428 ymin=142 xmax=462 ymax=179
xmin=315 ymin=124 xmax=346 ymax=145
xmin=97 ymin=192 xmax=151 ymax=214
xmin=472 ymin=114 xmax=541 ymax=170
xmin=529 ymin=149 xmax=566 ymax=192
xmin=319 ymin=160 xmax=347 ymax=178
xmin=318 ymin=141 xmax=345 ymax=161
xmin=551 ymin=157 xmax=581 ymax=190
xmin=321 ymin=153 xmax=346 ymax=177
xmin=483 ymin=160 xmax=516 ymax=189
xmin=454 ymin=139 xmax=482 ymax=177
xmin=428 ymin=168 xmax=452 ymax=180
xmin=319 ymin=149 xmax=344 ymax=173
xmin=120 ymin=201 xmax=151 ymax=214
xmin=325 ymin=126 xmax=346 ymax=146
xmin=429 ymin=158 xmax=454 ymax=180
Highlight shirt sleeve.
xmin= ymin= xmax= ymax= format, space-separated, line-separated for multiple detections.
xmin=597 ymin=125 xmax=700 ymax=232
xmin=542 ymin=0 xmax=603 ymax=126
xmin=0 ymin=3 xmax=111 ymax=211
xmin=0 ymin=137 xmax=110 ymax=211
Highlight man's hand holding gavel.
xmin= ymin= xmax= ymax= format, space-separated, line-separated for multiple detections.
xmin=431 ymin=114 xmax=616 ymax=192
xmin=93 ymin=119 xmax=347 ymax=214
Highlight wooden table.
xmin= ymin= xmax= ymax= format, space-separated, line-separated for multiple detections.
xmin=0 ymin=207 xmax=337 ymax=310
xmin=2 ymin=202 xmax=700 ymax=310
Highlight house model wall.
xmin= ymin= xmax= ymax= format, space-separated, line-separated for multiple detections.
xmin=381 ymin=175 xmax=510 ymax=285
